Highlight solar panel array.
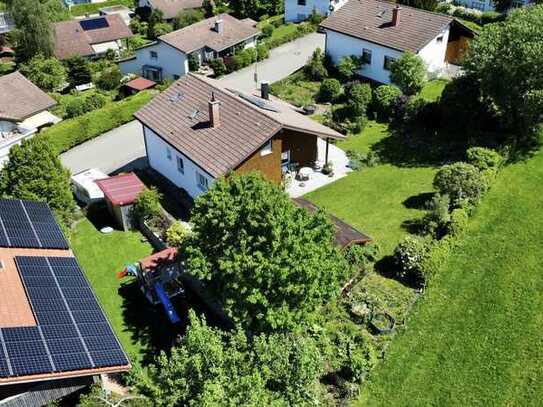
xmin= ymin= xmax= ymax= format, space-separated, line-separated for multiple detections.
xmin=80 ymin=17 xmax=109 ymax=31
xmin=0 ymin=256 xmax=128 ymax=378
xmin=0 ymin=200 xmax=69 ymax=250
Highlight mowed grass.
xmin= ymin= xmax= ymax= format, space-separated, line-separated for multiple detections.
xmin=306 ymin=122 xmax=436 ymax=255
xmin=417 ymin=79 xmax=449 ymax=102
xmin=71 ymin=217 xmax=153 ymax=359
xmin=359 ymin=150 xmax=543 ymax=406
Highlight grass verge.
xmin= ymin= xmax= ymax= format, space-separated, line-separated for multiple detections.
xmin=70 ymin=0 xmax=134 ymax=16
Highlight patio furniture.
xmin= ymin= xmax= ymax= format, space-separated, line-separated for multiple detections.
xmin=313 ymin=160 xmax=323 ymax=171
xmin=297 ymin=167 xmax=312 ymax=181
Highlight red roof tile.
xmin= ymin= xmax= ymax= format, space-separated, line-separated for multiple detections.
xmin=95 ymin=173 xmax=145 ymax=206
xmin=125 ymin=77 xmax=156 ymax=91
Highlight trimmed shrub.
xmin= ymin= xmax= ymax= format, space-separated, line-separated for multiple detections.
xmin=262 ymin=24 xmax=274 ymax=38
xmin=447 ymin=208 xmax=469 ymax=237
xmin=256 ymin=43 xmax=270 ymax=61
xmin=188 ymin=54 xmax=200 ymax=71
xmin=308 ymin=9 xmax=324 ymax=25
xmin=345 ymin=82 xmax=372 ymax=117
xmin=372 ymin=84 xmax=402 ymax=120
xmin=83 ymin=93 xmax=107 ymax=111
xmin=318 ymin=78 xmax=342 ymax=102
xmin=466 ymin=147 xmax=503 ymax=171
xmin=420 ymin=235 xmax=456 ymax=280
xmin=208 ymin=58 xmax=227 ymax=77
xmin=95 ymin=66 xmax=122 ymax=91
xmin=65 ymin=98 xmax=86 ymax=119
xmin=433 ymin=162 xmax=489 ymax=208
xmin=344 ymin=243 xmax=380 ymax=272
xmin=133 ymin=187 xmax=162 ymax=221
xmin=422 ymin=193 xmax=451 ymax=237
xmin=305 ymin=47 xmax=328 ymax=81
xmin=393 ymin=235 xmax=433 ymax=285
xmin=389 ymin=52 xmax=427 ymax=95
xmin=165 ymin=221 xmax=192 ymax=247
xmin=337 ymin=56 xmax=362 ymax=81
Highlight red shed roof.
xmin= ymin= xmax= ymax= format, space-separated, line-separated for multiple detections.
xmin=125 ymin=77 xmax=156 ymax=91
xmin=139 ymin=247 xmax=177 ymax=275
xmin=95 ymin=173 xmax=145 ymax=206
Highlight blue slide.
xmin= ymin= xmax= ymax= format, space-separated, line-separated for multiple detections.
xmin=154 ymin=282 xmax=181 ymax=324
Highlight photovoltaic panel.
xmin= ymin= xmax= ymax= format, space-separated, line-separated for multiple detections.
xmin=0 ymin=255 xmax=129 ymax=379
xmin=80 ymin=17 xmax=109 ymax=31
xmin=23 ymin=201 xmax=69 ymax=250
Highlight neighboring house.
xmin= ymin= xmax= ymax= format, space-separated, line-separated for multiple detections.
xmin=454 ymin=0 xmax=532 ymax=11
xmin=0 ymin=12 xmax=15 ymax=40
xmin=0 ymin=199 xmax=130 ymax=406
xmin=320 ymin=0 xmax=475 ymax=84
xmin=285 ymin=0 xmax=348 ymax=22
xmin=0 ymin=72 xmax=62 ymax=166
xmin=138 ymin=0 xmax=205 ymax=21
xmin=134 ymin=74 xmax=345 ymax=198
xmin=99 ymin=5 xmax=134 ymax=26
xmin=119 ymin=14 xmax=259 ymax=81
xmin=53 ymin=15 xmax=133 ymax=60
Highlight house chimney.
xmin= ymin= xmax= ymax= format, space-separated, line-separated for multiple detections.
xmin=215 ymin=19 xmax=224 ymax=34
xmin=392 ymin=5 xmax=401 ymax=27
xmin=261 ymin=81 xmax=270 ymax=100
xmin=209 ymin=92 xmax=220 ymax=128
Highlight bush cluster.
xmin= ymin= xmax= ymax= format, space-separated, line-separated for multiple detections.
xmin=133 ymin=187 xmax=162 ymax=222
xmin=165 ymin=220 xmax=192 ymax=247
xmin=393 ymin=235 xmax=433 ymax=285
xmin=372 ymin=85 xmax=402 ymax=121
xmin=436 ymin=3 xmax=504 ymax=26
xmin=208 ymin=58 xmax=227 ymax=77
xmin=433 ymin=162 xmax=489 ymax=209
xmin=264 ymin=22 xmax=316 ymax=49
xmin=64 ymin=92 xmax=108 ymax=119
xmin=318 ymin=78 xmax=342 ymax=102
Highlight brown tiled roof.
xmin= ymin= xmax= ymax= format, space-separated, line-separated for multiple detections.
xmin=95 ymin=173 xmax=146 ymax=206
xmin=293 ymin=198 xmax=372 ymax=248
xmin=320 ymin=0 xmax=452 ymax=53
xmin=149 ymin=0 xmax=204 ymax=19
xmin=53 ymin=14 xmax=133 ymax=59
xmin=160 ymin=13 xmax=259 ymax=54
xmin=134 ymin=74 xmax=344 ymax=177
xmin=0 ymin=72 xmax=57 ymax=122
xmin=125 ymin=76 xmax=156 ymax=91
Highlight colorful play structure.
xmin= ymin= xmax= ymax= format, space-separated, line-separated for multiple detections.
xmin=118 ymin=248 xmax=184 ymax=325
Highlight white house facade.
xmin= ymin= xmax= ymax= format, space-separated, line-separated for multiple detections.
xmin=454 ymin=0 xmax=531 ymax=11
xmin=144 ymin=125 xmax=214 ymax=198
xmin=285 ymin=0 xmax=348 ymax=22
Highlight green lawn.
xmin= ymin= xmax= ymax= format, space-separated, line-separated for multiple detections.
xmin=70 ymin=0 xmax=133 ymax=16
xmin=71 ymin=217 xmax=153 ymax=359
xmin=417 ymin=79 xmax=449 ymax=102
xmin=359 ymin=150 xmax=543 ymax=406
xmin=306 ymin=122 xmax=436 ymax=255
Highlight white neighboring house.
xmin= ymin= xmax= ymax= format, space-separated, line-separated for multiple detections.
xmin=119 ymin=14 xmax=259 ymax=81
xmin=320 ymin=0 xmax=475 ymax=84
xmin=0 ymin=72 xmax=61 ymax=166
xmin=454 ymin=0 xmax=532 ymax=11
xmin=285 ymin=0 xmax=348 ymax=22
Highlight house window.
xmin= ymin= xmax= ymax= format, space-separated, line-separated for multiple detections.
xmin=166 ymin=147 xmax=172 ymax=160
xmin=362 ymin=49 xmax=372 ymax=64
xmin=176 ymin=156 xmax=184 ymax=173
xmin=298 ymin=0 xmax=306 ymax=5
xmin=281 ymin=150 xmax=290 ymax=170
xmin=383 ymin=56 xmax=396 ymax=71
xmin=150 ymin=51 xmax=158 ymax=59
xmin=260 ymin=140 xmax=272 ymax=156
xmin=436 ymin=35 xmax=444 ymax=43
xmin=196 ymin=172 xmax=209 ymax=191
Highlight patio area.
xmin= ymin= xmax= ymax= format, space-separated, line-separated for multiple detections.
xmin=287 ymin=138 xmax=351 ymax=198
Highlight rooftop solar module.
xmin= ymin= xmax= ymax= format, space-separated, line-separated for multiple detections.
xmin=0 ymin=256 xmax=128 ymax=379
xmin=0 ymin=200 xmax=69 ymax=250
xmin=80 ymin=17 xmax=109 ymax=31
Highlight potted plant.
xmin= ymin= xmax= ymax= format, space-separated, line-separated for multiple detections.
xmin=322 ymin=161 xmax=334 ymax=176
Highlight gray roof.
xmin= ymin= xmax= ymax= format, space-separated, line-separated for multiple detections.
xmin=134 ymin=74 xmax=344 ymax=177
xmin=320 ymin=0 xmax=452 ymax=53
xmin=160 ymin=13 xmax=259 ymax=54
xmin=0 ymin=72 xmax=57 ymax=122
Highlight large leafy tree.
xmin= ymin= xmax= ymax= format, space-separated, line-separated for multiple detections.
xmin=20 ymin=54 xmax=67 ymax=91
xmin=136 ymin=311 xmax=323 ymax=406
xmin=463 ymin=6 xmax=543 ymax=140
xmin=0 ymin=136 xmax=76 ymax=225
xmin=184 ymin=173 xmax=350 ymax=333
xmin=65 ymin=55 xmax=92 ymax=87
xmin=9 ymin=0 xmax=54 ymax=61
xmin=389 ymin=52 xmax=426 ymax=95
xmin=230 ymin=0 xmax=282 ymax=19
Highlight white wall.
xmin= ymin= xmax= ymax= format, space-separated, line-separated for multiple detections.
xmin=119 ymin=41 xmax=189 ymax=81
xmin=417 ymin=26 xmax=450 ymax=74
xmin=324 ymin=29 xmax=403 ymax=84
xmin=144 ymin=125 xmax=214 ymax=199
xmin=285 ymin=0 xmax=347 ymax=22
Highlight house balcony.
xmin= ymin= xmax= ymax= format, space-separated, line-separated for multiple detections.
xmin=286 ymin=137 xmax=351 ymax=198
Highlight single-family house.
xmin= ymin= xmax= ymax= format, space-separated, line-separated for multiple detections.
xmin=138 ymin=0 xmax=206 ymax=21
xmin=0 ymin=12 xmax=15 ymax=41
xmin=455 ymin=0 xmax=532 ymax=11
xmin=99 ymin=5 xmax=134 ymax=26
xmin=119 ymin=14 xmax=259 ymax=81
xmin=320 ymin=0 xmax=475 ymax=84
xmin=134 ymin=74 xmax=344 ymax=198
xmin=0 ymin=199 xmax=130 ymax=405
xmin=0 ymin=72 xmax=61 ymax=166
xmin=53 ymin=15 xmax=133 ymax=60
xmin=285 ymin=0 xmax=348 ymax=22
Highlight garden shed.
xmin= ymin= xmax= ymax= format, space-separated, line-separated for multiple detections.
xmin=95 ymin=172 xmax=145 ymax=230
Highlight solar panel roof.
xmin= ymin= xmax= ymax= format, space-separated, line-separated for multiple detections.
xmin=80 ymin=17 xmax=109 ymax=31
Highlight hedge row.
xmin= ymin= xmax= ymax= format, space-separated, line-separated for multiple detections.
xmin=43 ymin=91 xmax=154 ymax=154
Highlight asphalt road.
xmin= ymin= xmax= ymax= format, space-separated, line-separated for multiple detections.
xmin=60 ymin=33 xmax=326 ymax=175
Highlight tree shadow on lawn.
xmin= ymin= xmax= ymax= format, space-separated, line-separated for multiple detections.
xmin=374 ymin=255 xmax=423 ymax=290
xmin=402 ymin=192 xmax=435 ymax=210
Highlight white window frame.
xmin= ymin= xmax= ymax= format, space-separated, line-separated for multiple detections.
xmin=176 ymin=156 xmax=184 ymax=174
xmin=260 ymin=140 xmax=273 ymax=156
xmin=196 ymin=172 xmax=209 ymax=191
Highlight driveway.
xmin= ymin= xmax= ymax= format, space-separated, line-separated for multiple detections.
xmin=61 ymin=33 xmax=325 ymax=174
xmin=219 ymin=32 xmax=325 ymax=92
xmin=60 ymin=120 xmax=145 ymax=175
